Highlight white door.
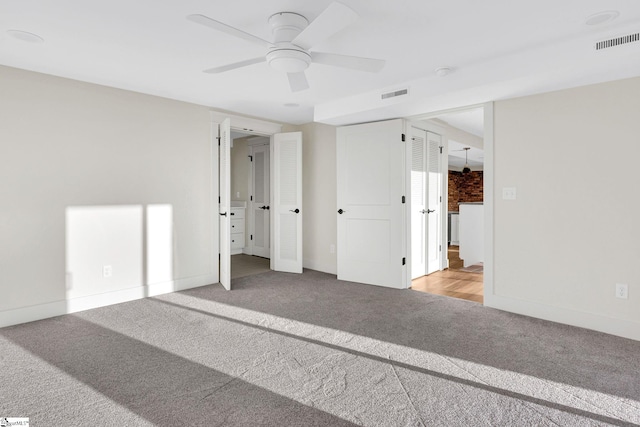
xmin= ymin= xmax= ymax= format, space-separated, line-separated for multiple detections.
xmin=337 ymin=119 xmax=406 ymax=288
xmin=411 ymin=127 xmax=427 ymax=279
xmin=219 ymin=119 xmax=231 ymax=290
xmin=251 ymin=144 xmax=270 ymax=258
xmin=426 ymin=131 xmax=443 ymax=274
xmin=272 ymin=132 xmax=303 ymax=273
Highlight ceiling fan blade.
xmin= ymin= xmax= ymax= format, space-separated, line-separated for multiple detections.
xmin=187 ymin=14 xmax=273 ymax=48
xmin=291 ymin=2 xmax=358 ymax=50
xmin=287 ymin=72 xmax=309 ymax=92
xmin=311 ymin=52 xmax=385 ymax=73
xmin=204 ymin=57 xmax=265 ymax=74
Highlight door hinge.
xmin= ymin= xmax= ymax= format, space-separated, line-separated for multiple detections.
xmin=439 ymin=245 xmax=442 ymax=252
xmin=439 ymin=146 xmax=443 ymax=154
xmin=402 ymin=257 xmax=406 ymax=266
xmin=248 ymin=155 xmax=253 ymax=162
xmin=401 ymin=133 xmax=406 ymax=142
xmin=251 ymin=235 xmax=253 ymax=241
xmin=216 ymin=136 xmax=221 ymax=146
xmin=402 ymin=195 xmax=406 ymax=204
xmin=440 ymin=196 xmax=442 ymax=202
xmin=218 ymin=196 xmax=221 ymax=203
xmin=250 ymin=195 xmax=253 ymax=201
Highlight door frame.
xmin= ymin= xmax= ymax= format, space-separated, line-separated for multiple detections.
xmin=405 ymin=102 xmax=492 ymax=300
xmin=210 ymin=112 xmax=282 ymax=283
xmin=247 ymin=137 xmax=270 ymax=258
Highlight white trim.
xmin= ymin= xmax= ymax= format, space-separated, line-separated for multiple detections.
xmin=409 ymin=103 xmax=487 ymax=122
xmin=247 ymin=141 xmax=270 ymax=258
xmin=484 ymin=294 xmax=640 ymax=341
xmin=210 ymin=111 xmax=282 ymax=135
xmin=483 ymin=102 xmax=494 ymax=301
xmin=0 ymin=274 xmax=218 ymax=328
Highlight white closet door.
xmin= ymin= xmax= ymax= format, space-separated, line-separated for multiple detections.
xmin=219 ymin=119 xmax=231 ymax=290
xmin=272 ymin=132 xmax=302 ymax=273
xmin=251 ymin=144 xmax=270 ymax=258
xmin=426 ymin=131 xmax=443 ymax=274
xmin=337 ymin=119 xmax=406 ymax=288
xmin=411 ymin=127 xmax=427 ymax=279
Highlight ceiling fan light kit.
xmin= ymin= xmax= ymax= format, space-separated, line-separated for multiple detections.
xmin=267 ymin=48 xmax=311 ymax=72
xmin=187 ymin=2 xmax=385 ymax=92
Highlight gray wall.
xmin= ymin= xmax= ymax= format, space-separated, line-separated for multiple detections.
xmin=489 ymin=76 xmax=640 ymax=339
xmin=0 ymin=65 xmax=216 ymax=325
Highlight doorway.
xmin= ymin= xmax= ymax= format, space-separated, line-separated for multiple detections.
xmin=229 ymin=131 xmax=271 ymax=279
xmin=217 ymin=117 xmax=303 ymax=288
xmin=409 ymin=106 xmax=485 ymax=303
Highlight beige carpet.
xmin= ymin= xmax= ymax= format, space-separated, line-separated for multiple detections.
xmin=1 ymin=269 xmax=639 ymax=426
xmin=231 ymin=254 xmax=270 ymax=279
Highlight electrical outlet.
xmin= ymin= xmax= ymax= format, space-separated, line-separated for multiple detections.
xmin=103 ymin=265 xmax=113 ymax=278
xmin=330 ymin=244 xmax=336 ymax=254
xmin=616 ymin=283 xmax=628 ymax=299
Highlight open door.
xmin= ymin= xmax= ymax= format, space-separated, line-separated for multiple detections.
xmin=250 ymin=143 xmax=270 ymax=258
xmin=411 ymin=126 xmax=427 ymax=279
xmin=336 ymin=119 xmax=407 ymax=288
xmin=272 ymin=132 xmax=303 ymax=273
xmin=426 ymin=131 xmax=443 ymax=274
xmin=219 ymin=118 xmax=231 ymax=290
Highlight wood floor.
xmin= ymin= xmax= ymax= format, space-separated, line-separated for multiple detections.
xmin=411 ymin=246 xmax=484 ymax=303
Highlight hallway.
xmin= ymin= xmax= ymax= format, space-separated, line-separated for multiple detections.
xmin=410 ymin=246 xmax=483 ymax=303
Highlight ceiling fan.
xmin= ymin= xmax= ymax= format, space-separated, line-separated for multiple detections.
xmin=187 ymin=2 xmax=385 ymax=92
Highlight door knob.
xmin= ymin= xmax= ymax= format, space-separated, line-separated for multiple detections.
xmin=220 ymin=212 xmax=227 ymax=217
xmin=338 ymin=209 xmax=345 ymax=214
xmin=290 ymin=208 xmax=300 ymax=213
xmin=427 ymin=209 xmax=435 ymax=214
xmin=259 ymin=206 xmax=266 ymax=210
xmin=420 ymin=209 xmax=427 ymax=214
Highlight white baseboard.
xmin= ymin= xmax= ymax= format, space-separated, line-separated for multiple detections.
xmin=0 ymin=274 xmax=218 ymax=329
xmin=484 ymin=294 xmax=640 ymax=342
xmin=303 ymin=258 xmax=337 ymax=275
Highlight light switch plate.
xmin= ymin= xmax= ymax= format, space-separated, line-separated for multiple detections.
xmin=502 ymin=187 xmax=517 ymax=200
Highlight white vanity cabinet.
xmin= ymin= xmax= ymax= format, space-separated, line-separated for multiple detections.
xmin=230 ymin=206 xmax=245 ymax=255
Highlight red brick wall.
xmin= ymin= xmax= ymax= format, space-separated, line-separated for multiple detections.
xmin=448 ymin=171 xmax=483 ymax=211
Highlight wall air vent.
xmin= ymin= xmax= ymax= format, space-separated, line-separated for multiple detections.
xmin=381 ymin=88 xmax=408 ymax=100
xmin=595 ymin=33 xmax=639 ymax=50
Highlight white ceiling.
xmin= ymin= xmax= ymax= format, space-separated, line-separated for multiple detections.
xmin=2 ymin=1 xmax=640 ymax=125
xmin=448 ymin=139 xmax=484 ymax=170
xmin=438 ymin=109 xmax=484 ymax=138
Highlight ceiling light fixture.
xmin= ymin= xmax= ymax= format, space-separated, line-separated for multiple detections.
xmin=435 ymin=67 xmax=452 ymax=77
xmin=7 ymin=29 xmax=44 ymax=43
xmin=462 ymin=147 xmax=471 ymax=173
xmin=266 ymin=48 xmax=312 ymax=72
xmin=585 ymin=10 xmax=619 ymax=26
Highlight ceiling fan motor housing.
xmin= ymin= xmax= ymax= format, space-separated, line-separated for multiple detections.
xmin=268 ymin=12 xmax=308 ymax=43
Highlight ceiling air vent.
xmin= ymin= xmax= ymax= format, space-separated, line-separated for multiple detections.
xmin=595 ymin=33 xmax=639 ymax=50
xmin=381 ymin=88 xmax=408 ymax=100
